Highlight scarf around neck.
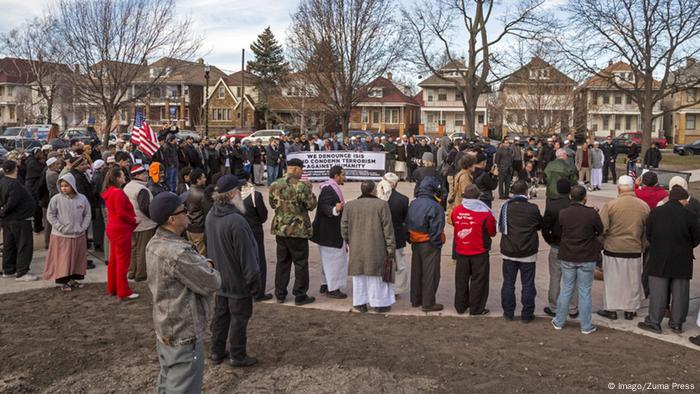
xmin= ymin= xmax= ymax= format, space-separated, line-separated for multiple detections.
xmin=498 ymin=195 xmax=528 ymax=235
xmin=321 ymin=178 xmax=345 ymax=203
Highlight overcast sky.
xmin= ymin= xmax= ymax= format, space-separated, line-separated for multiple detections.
xmin=0 ymin=0 xmax=567 ymax=77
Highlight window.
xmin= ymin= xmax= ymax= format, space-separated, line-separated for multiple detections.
xmin=361 ymin=108 xmax=368 ymax=123
xmin=602 ymin=115 xmax=610 ymax=129
xmin=0 ymin=86 xmax=4 ymax=96
xmin=368 ymin=88 xmax=383 ymax=98
xmin=454 ymin=113 xmax=464 ymax=127
xmin=119 ymin=109 xmax=128 ymax=122
xmin=529 ymin=68 xmax=550 ymax=79
xmin=372 ymin=111 xmax=380 ymax=124
xmin=427 ymin=94 xmax=434 ymax=102
xmin=591 ymin=92 xmax=598 ymax=105
xmin=427 ymin=114 xmax=435 ymax=124
xmin=591 ymin=123 xmax=598 ymax=132
xmin=688 ymin=88 xmax=698 ymax=103
xmin=385 ymin=108 xmax=399 ymax=124
xmin=687 ymin=114 xmax=696 ymax=130
xmin=603 ymin=94 xmax=609 ymax=104
xmin=437 ymin=89 xmax=447 ymax=101
xmin=166 ymin=86 xmax=179 ymax=98
xmin=626 ymin=115 xmax=632 ymax=130
xmin=614 ymin=95 xmax=622 ymax=104
xmin=236 ymin=87 xmax=241 ymax=97
xmin=218 ymin=86 xmax=225 ymax=98
xmin=212 ymin=108 xmax=232 ymax=121
xmin=455 ymin=91 xmax=463 ymax=101
xmin=8 ymin=105 xmax=15 ymax=120
xmin=626 ymin=95 xmax=633 ymax=105
xmin=478 ymin=114 xmax=485 ymax=124
xmin=614 ymin=116 xmax=621 ymax=130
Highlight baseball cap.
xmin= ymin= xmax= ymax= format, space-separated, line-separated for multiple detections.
xmin=215 ymin=174 xmax=246 ymax=193
xmin=287 ymin=158 xmax=304 ymax=168
xmin=149 ymin=192 xmax=188 ymax=226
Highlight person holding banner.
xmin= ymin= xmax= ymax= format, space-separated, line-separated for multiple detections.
xmin=311 ymin=166 xmax=348 ymax=299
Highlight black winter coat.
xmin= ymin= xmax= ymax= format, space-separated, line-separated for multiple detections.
xmin=499 ymin=198 xmax=543 ymax=258
xmin=645 ymin=201 xmax=700 ymax=279
xmin=311 ymin=186 xmax=343 ymax=248
xmin=0 ymin=176 xmax=35 ymax=221
xmin=643 ymin=148 xmax=662 ymax=167
xmin=205 ymin=203 xmax=260 ymax=299
xmin=542 ymin=196 xmax=571 ymax=246
xmin=387 ymin=190 xmax=409 ymax=249
xmin=70 ymin=169 xmax=96 ymax=209
xmin=558 ymin=202 xmax=604 ymax=262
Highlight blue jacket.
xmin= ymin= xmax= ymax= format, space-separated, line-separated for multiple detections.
xmin=406 ymin=176 xmax=445 ymax=248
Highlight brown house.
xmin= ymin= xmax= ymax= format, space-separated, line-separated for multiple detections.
xmin=204 ymin=70 xmax=258 ymax=136
xmin=348 ymin=73 xmax=420 ymax=137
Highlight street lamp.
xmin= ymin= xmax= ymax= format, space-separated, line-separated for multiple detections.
xmin=204 ymin=64 xmax=210 ymax=139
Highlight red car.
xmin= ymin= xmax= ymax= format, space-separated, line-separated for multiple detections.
xmin=615 ymin=131 xmax=667 ymax=149
xmin=223 ymin=127 xmax=254 ymax=142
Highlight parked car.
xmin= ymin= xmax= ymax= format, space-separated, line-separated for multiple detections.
xmin=241 ymin=129 xmax=286 ymax=145
xmin=449 ymin=132 xmax=468 ymax=141
xmin=0 ymin=124 xmax=51 ymax=150
xmin=223 ymin=127 xmax=254 ymax=142
xmin=613 ymin=131 xmax=668 ymax=154
xmin=673 ymin=140 xmax=700 ymax=156
xmin=174 ymin=130 xmax=202 ymax=142
xmin=60 ymin=128 xmax=98 ymax=145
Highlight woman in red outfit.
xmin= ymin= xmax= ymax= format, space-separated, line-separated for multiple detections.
xmin=102 ymin=168 xmax=138 ymax=301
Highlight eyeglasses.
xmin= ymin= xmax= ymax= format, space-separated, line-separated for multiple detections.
xmin=171 ymin=208 xmax=188 ymax=217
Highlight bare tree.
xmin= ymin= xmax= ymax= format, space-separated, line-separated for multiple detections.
xmin=1 ymin=16 xmax=71 ymax=124
xmin=54 ymin=0 xmax=201 ymax=147
xmin=287 ymin=0 xmax=407 ymax=135
xmin=403 ymin=0 xmax=550 ymax=138
xmin=560 ymin=0 xmax=700 ymax=153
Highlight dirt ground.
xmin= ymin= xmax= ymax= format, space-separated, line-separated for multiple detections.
xmin=1 ymin=284 xmax=699 ymax=394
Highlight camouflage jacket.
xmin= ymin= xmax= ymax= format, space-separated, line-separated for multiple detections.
xmin=269 ymin=175 xmax=317 ymax=238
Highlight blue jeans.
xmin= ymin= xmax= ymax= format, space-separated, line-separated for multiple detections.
xmin=554 ymin=261 xmax=595 ymax=332
xmin=266 ymin=165 xmax=279 ymax=186
xmin=501 ymin=259 xmax=537 ymax=320
xmin=165 ymin=166 xmax=177 ymax=193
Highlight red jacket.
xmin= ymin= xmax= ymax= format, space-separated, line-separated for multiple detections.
xmin=102 ymin=186 xmax=137 ymax=232
xmin=635 ymin=185 xmax=668 ymax=210
xmin=451 ymin=204 xmax=497 ymax=256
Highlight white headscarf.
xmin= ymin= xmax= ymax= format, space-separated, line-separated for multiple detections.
xmin=377 ymin=172 xmax=399 ymax=201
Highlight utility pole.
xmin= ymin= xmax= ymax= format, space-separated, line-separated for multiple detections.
xmin=240 ymin=48 xmax=245 ymax=128
xmin=204 ymin=64 xmax=210 ymax=138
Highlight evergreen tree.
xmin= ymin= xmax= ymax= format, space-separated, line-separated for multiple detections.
xmin=247 ymin=27 xmax=289 ymax=128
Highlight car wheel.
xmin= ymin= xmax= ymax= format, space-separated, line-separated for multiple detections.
xmin=687 ymin=149 xmax=695 ymax=156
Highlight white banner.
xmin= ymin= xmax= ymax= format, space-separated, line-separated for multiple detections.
xmin=286 ymin=151 xmax=386 ymax=181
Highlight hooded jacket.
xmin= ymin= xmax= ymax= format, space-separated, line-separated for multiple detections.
xmin=102 ymin=185 xmax=137 ymax=232
xmin=46 ymin=173 xmax=92 ymax=238
xmin=634 ymin=185 xmax=668 ymax=211
xmin=204 ymin=203 xmax=260 ymax=299
xmin=451 ymin=199 xmax=496 ymax=256
xmin=0 ymin=175 xmax=35 ymax=221
xmin=406 ymin=176 xmax=446 ymax=248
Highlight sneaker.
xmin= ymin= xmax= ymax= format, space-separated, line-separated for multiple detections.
xmin=121 ymin=293 xmax=139 ymax=301
xmin=551 ymin=319 xmax=563 ymax=330
xmin=15 ymin=273 xmax=39 ymax=282
xmin=581 ymin=326 xmax=598 ymax=335
xmin=543 ymin=307 xmax=556 ymax=317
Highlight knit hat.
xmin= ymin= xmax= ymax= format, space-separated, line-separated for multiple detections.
xmin=669 ymin=185 xmax=689 ymax=201
xmin=149 ymin=162 xmax=161 ymax=183
xmin=130 ymin=164 xmax=147 ymax=175
xmin=642 ymin=171 xmax=658 ymax=187
xmin=93 ymin=159 xmax=105 ymax=171
xmin=617 ymin=175 xmax=634 ymax=187
xmin=421 ymin=152 xmax=434 ymax=162
xmin=669 ymin=175 xmax=689 ymax=191
xmin=556 ymin=179 xmax=572 ymax=195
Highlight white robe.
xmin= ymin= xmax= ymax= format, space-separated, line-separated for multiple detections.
xmin=591 ymin=168 xmax=603 ymax=188
xmin=318 ymin=244 xmax=348 ymax=291
xmin=603 ymin=255 xmax=644 ymax=311
xmin=352 ymin=275 xmax=395 ymax=308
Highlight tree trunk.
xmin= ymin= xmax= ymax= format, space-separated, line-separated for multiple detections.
xmin=640 ymin=103 xmax=653 ymax=161
xmin=101 ymin=110 xmax=115 ymax=149
xmin=46 ymin=98 xmax=53 ymax=124
xmin=463 ymin=91 xmax=477 ymax=138
xmin=341 ymin=111 xmax=350 ymax=137
xmin=264 ymin=107 xmax=270 ymax=129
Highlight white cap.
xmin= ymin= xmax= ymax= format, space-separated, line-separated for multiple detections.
xmin=514 ymin=136 xmax=520 ymax=141
xmin=46 ymin=157 xmax=58 ymax=166
xmin=546 ymin=137 xmax=553 ymax=142
xmin=617 ymin=175 xmax=634 ymax=187
xmin=350 ymin=136 xmax=356 ymax=140
xmin=42 ymin=144 xmax=52 ymax=151
xmin=93 ymin=159 xmax=105 ymax=170
xmin=564 ymin=140 xmax=570 ymax=145
xmin=230 ymin=137 xmax=236 ymax=143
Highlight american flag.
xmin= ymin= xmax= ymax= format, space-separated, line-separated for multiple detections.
xmin=131 ymin=107 xmax=158 ymax=157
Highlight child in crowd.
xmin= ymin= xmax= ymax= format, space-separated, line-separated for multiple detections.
xmin=44 ymin=173 xmax=92 ymax=291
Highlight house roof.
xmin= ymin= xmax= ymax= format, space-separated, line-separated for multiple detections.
xmin=580 ymin=61 xmax=661 ymax=90
xmin=0 ymin=57 xmax=72 ymax=84
xmin=414 ymin=90 xmax=424 ymax=107
xmin=669 ymin=59 xmax=700 ymax=86
xmin=357 ymin=76 xmax=419 ymax=106
xmin=133 ymin=57 xmax=227 ymax=85
xmin=501 ymin=56 xmax=576 ymax=87
xmin=224 ymin=70 xmax=258 ymax=86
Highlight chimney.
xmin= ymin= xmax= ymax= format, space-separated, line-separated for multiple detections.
xmin=608 ymin=59 xmax=613 ymax=67
xmin=74 ymin=64 xmax=80 ymax=73
xmin=196 ymin=58 xmax=204 ymax=65
xmin=387 ymin=72 xmax=393 ymax=81
xmin=688 ymin=57 xmax=697 ymax=67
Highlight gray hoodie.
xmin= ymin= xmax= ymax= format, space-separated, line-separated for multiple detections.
xmin=46 ymin=173 xmax=92 ymax=238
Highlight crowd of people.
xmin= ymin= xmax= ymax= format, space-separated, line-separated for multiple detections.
xmin=0 ymin=124 xmax=697 ymax=392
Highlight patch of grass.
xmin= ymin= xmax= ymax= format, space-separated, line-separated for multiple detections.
xmin=616 ymin=153 xmax=700 ymax=171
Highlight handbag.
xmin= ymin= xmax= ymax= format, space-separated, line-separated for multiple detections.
xmin=381 ymin=255 xmax=396 ymax=283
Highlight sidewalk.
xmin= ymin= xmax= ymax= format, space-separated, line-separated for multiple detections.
xmin=4 ymin=181 xmax=700 ymax=351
